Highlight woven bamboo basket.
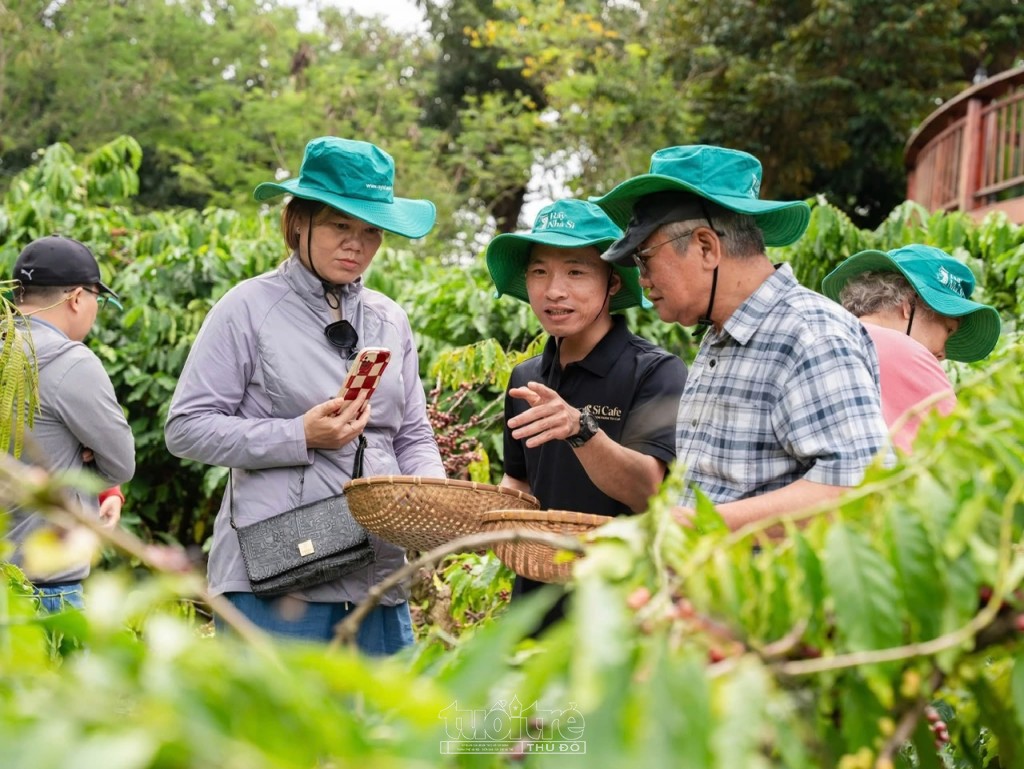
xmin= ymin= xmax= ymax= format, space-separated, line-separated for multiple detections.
xmin=478 ymin=509 xmax=609 ymax=584
xmin=342 ymin=476 xmax=539 ymax=552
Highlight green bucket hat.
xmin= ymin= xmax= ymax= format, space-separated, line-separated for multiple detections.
xmin=821 ymin=244 xmax=1001 ymax=362
xmin=253 ymin=136 xmax=436 ymax=238
xmin=593 ymin=145 xmax=811 ymax=262
xmin=485 ymin=199 xmax=651 ymax=311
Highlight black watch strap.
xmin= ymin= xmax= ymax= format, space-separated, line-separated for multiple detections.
xmin=566 ymin=411 xmax=599 ymax=448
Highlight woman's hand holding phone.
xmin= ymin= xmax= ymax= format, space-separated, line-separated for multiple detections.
xmin=303 ymin=390 xmax=371 ymax=450
xmin=303 ymin=347 xmax=390 ymax=449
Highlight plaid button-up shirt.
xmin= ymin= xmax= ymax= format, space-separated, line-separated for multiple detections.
xmin=675 ymin=264 xmax=888 ymax=505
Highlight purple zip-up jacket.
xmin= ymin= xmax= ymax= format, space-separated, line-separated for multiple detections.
xmin=165 ymin=254 xmax=443 ymax=604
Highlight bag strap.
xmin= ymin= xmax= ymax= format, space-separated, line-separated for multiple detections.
xmin=228 ymin=468 xmax=238 ymax=530
xmin=228 ymin=434 xmax=367 ymax=530
xmin=353 ymin=435 xmax=367 ymax=479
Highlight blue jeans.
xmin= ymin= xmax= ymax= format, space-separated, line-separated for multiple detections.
xmin=35 ymin=583 xmax=85 ymax=614
xmin=218 ymin=593 xmax=414 ymax=655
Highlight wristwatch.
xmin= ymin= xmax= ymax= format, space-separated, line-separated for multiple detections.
xmin=566 ymin=411 xmax=600 ymax=448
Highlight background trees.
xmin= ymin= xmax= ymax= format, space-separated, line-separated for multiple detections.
xmin=1 ymin=0 xmax=299 ymax=208
xmin=3 ymin=0 xmax=1021 ymax=230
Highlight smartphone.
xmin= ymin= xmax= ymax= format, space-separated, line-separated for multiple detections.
xmin=337 ymin=347 xmax=391 ymax=401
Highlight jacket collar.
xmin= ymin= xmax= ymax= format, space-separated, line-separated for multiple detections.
xmin=280 ymin=253 xmax=364 ymax=312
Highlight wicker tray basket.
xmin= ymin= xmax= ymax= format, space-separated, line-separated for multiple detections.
xmin=342 ymin=476 xmax=539 ymax=552
xmin=478 ymin=509 xmax=609 ymax=584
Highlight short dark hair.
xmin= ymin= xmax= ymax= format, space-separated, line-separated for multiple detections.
xmin=14 ymin=283 xmax=78 ymax=306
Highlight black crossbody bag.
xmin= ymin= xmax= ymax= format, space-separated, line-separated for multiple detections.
xmin=230 ymin=437 xmax=374 ymax=597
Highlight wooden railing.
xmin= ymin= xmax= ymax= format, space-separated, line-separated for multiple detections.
xmin=906 ymin=64 xmax=1024 ymax=223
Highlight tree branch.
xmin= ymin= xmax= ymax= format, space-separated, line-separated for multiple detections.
xmin=329 ymin=528 xmax=586 ymax=649
xmin=777 ymin=475 xmax=1024 ymax=677
xmin=877 ymin=669 xmax=945 ymax=767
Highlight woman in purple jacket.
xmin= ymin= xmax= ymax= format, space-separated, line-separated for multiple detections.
xmin=165 ymin=137 xmax=444 ymax=652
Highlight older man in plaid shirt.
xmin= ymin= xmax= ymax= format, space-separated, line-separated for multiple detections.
xmin=594 ymin=145 xmax=889 ymax=529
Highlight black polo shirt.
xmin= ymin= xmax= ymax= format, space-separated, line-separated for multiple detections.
xmin=504 ymin=315 xmax=687 ymax=517
xmin=504 ymin=315 xmax=687 ymax=623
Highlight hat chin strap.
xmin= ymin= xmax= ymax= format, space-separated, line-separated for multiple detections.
xmin=304 ymin=217 xmax=343 ymax=309
xmin=548 ymin=273 xmax=615 ymax=372
xmin=597 ymin=272 xmax=613 ymax=321
xmin=576 ymin=272 xmax=614 ymax=345
xmin=695 ymin=201 xmax=720 ymax=328
xmin=905 ymin=300 xmax=917 ymax=337
xmin=697 ymin=266 xmax=718 ymax=327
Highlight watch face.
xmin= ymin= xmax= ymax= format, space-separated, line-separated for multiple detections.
xmin=567 ymin=411 xmax=599 ymax=447
xmin=580 ymin=412 xmax=599 ymax=437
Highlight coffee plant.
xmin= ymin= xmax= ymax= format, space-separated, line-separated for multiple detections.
xmin=2 ymin=333 xmax=1024 ymax=767
xmin=425 ymin=382 xmax=491 ymax=481
xmin=3 ymin=136 xmax=1024 ymax=767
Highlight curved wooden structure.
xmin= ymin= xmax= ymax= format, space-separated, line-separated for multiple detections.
xmin=905 ymin=64 xmax=1024 ymax=223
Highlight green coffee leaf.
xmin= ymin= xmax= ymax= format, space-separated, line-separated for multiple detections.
xmin=824 ymin=523 xmax=903 ymax=652
xmin=885 ymin=505 xmax=943 ymax=640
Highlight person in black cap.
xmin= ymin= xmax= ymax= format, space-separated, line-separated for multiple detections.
xmin=6 ymin=235 xmax=135 ymax=612
xmin=594 ymin=145 xmax=889 ymax=530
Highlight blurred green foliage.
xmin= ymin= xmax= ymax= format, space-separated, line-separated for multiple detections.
xmin=2 ymin=135 xmax=1022 ymax=554
xmin=2 ymin=334 xmax=1024 ymax=766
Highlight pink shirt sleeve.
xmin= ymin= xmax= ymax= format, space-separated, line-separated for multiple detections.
xmin=865 ymin=323 xmax=956 ymax=453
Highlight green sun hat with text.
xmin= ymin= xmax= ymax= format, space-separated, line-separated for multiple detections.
xmin=821 ymin=244 xmax=1001 ymax=362
xmin=593 ymin=145 xmax=810 ymax=261
xmin=485 ymin=199 xmax=651 ymax=311
xmin=254 ymin=136 xmax=436 ymax=238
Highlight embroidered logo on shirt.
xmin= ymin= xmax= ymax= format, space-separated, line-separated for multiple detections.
xmin=582 ymin=404 xmax=622 ymax=421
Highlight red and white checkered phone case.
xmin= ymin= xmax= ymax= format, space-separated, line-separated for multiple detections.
xmin=338 ymin=347 xmax=391 ymax=401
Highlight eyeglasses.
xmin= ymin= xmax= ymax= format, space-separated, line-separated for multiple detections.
xmin=68 ymin=286 xmax=119 ymax=310
xmin=632 ymin=229 xmax=696 ymax=276
xmin=324 ymin=319 xmax=359 ymax=359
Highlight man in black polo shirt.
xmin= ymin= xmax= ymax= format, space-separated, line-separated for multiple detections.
xmin=485 ymin=199 xmax=687 ymax=627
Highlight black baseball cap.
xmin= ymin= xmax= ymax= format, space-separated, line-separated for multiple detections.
xmin=13 ymin=236 xmax=118 ymax=299
xmin=601 ymin=192 xmax=718 ymax=266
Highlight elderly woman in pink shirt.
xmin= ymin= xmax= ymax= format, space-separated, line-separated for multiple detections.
xmin=822 ymin=244 xmax=1000 ymax=453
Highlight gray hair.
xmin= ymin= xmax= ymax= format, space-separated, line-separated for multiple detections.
xmin=660 ymin=209 xmax=764 ymax=258
xmin=837 ymin=271 xmax=952 ymax=326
